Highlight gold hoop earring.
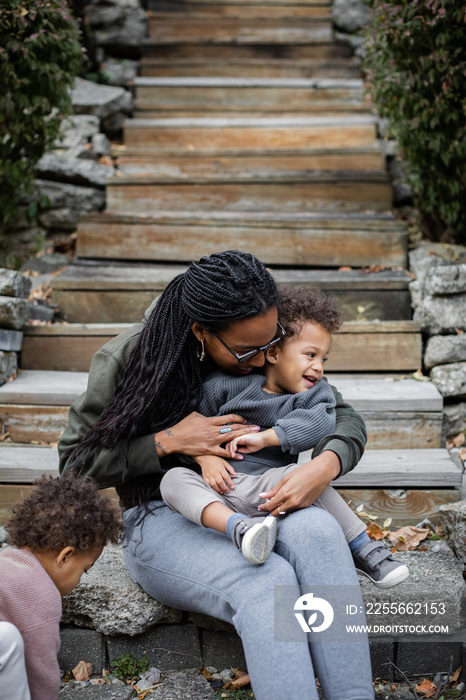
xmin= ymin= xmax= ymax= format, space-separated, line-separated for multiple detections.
xmin=198 ymin=339 xmax=206 ymax=362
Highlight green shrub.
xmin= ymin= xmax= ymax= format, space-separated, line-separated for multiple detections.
xmin=111 ymin=653 xmax=149 ymax=681
xmin=0 ymin=0 xmax=82 ymax=242
xmin=364 ymin=0 xmax=466 ymax=243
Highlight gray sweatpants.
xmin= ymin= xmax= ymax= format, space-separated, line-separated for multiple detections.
xmin=122 ymin=502 xmax=374 ymax=700
xmin=160 ymin=464 xmax=366 ymax=543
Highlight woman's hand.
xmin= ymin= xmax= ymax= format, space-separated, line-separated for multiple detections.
xmin=154 ymin=411 xmax=260 ymax=459
xmin=258 ymin=451 xmax=341 ymax=516
xmin=196 ymin=455 xmax=237 ymax=494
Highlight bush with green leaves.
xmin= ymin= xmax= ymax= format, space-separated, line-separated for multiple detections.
xmin=111 ymin=653 xmax=149 ymax=681
xmin=0 ymin=0 xmax=82 ymax=242
xmin=364 ymin=0 xmax=466 ymax=243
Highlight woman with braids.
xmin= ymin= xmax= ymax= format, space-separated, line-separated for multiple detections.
xmin=58 ymin=250 xmax=374 ymax=700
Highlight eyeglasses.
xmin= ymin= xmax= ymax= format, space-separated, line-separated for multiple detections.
xmin=210 ymin=322 xmax=286 ymax=363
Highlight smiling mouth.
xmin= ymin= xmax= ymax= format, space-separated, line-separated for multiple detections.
xmin=303 ymin=375 xmax=318 ymax=384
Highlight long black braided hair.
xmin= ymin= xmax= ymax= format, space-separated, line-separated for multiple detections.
xmin=68 ymin=251 xmax=278 ymax=505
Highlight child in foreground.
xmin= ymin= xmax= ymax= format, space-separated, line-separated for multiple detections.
xmin=161 ymin=286 xmax=408 ymax=589
xmin=0 ymin=474 xmax=122 ymax=700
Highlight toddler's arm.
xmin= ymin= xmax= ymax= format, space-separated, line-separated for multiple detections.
xmin=228 ymin=428 xmax=280 ymax=457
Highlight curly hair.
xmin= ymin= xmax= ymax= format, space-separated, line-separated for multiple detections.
xmin=277 ymin=285 xmax=343 ymax=338
xmin=5 ymin=474 xmax=122 ymax=553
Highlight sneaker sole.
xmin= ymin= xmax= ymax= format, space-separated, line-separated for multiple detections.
xmin=355 ymin=564 xmax=409 ymax=589
xmin=241 ymin=515 xmax=278 ymax=565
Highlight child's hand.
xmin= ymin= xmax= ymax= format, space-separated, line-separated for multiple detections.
xmin=228 ymin=428 xmax=279 ymax=458
xmin=196 ymin=455 xmax=237 ymax=495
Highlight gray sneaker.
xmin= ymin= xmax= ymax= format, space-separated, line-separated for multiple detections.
xmin=231 ymin=515 xmax=278 ymax=565
xmin=353 ymin=541 xmax=409 ymax=589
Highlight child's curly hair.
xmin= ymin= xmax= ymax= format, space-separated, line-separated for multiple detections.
xmin=5 ymin=474 xmax=122 ymax=552
xmin=278 ymin=285 xmax=343 ymax=338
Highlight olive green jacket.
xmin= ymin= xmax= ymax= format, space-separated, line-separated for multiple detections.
xmin=58 ymin=312 xmax=367 ymax=506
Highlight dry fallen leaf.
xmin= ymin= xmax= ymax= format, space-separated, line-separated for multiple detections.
xmin=72 ymin=661 xmax=93 ymax=681
xmin=389 ymin=526 xmax=430 ymax=551
xmin=451 ymin=432 xmax=466 ymax=448
xmin=450 ymin=667 xmax=462 ymax=686
xmin=459 ymin=447 xmax=466 ymax=462
xmin=366 ymin=522 xmax=389 ymax=541
xmin=415 ymin=678 xmax=437 ymax=697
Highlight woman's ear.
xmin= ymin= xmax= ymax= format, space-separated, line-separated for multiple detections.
xmin=191 ymin=321 xmax=206 ymax=343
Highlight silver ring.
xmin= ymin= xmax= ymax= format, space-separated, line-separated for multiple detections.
xmin=219 ymin=427 xmax=233 ymax=434
xmin=278 ymin=507 xmax=286 ymax=516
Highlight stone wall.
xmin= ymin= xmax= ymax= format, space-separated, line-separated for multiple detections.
xmin=0 ymin=269 xmax=32 ymax=386
xmin=409 ymin=242 xmax=466 ymax=442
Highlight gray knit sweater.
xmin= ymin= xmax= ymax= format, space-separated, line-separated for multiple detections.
xmin=199 ymin=371 xmax=336 ymax=475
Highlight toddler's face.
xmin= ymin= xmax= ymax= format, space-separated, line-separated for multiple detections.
xmin=54 ymin=546 xmax=103 ymax=596
xmin=265 ymin=322 xmax=331 ymax=395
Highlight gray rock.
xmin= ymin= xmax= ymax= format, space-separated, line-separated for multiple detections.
xmin=0 ymin=527 xmax=7 ymax=544
xmin=443 ymin=402 xmax=466 ymax=439
xmin=387 ymin=157 xmax=413 ymax=206
xmin=36 ymin=153 xmax=114 ymax=188
xmin=413 ymin=295 xmax=466 ymax=334
xmin=430 ymin=362 xmax=466 ymax=398
xmin=94 ymin=7 xmax=148 ymax=56
xmin=424 ymin=264 xmax=466 ymax=296
xmin=424 ymin=334 xmax=466 ymax=369
xmin=409 ymin=242 xmax=466 ymax=284
xmin=6 ymin=227 xmax=47 ymax=248
xmin=91 ymin=133 xmax=111 ymax=157
xmin=61 ymin=545 xmax=181 ymax=636
xmin=39 ymin=208 xmax=80 ymax=232
xmin=408 ymin=279 xmax=422 ymax=310
xmin=0 ymin=269 xmax=32 ymax=299
xmin=0 ymin=329 xmax=23 ymax=352
xmin=58 ymin=628 xmax=106 ymax=674
xmin=32 ymin=180 xmax=105 ymax=212
xmin=0 ymin=296 xmax=29 ymax=330
xmin=21 ymin=254 xmax=70 ymax=274
xmin=439 ymin=501 xmax=466 ymax=565
xmin=27 ymin=302 xmax=55 ymax=323
xmin=0 ymin=351 xmax=18 ymax=386
xmin=85 ymin=4 xmax=126 ymax=26
xmin=332 ymin=0 xmax=372 ymax=33
xmin=71 ymin=78 xmax=133 ymax=120
xmin=102 ymin=111 xmax=129 ymax=134
xmin=100 ymin=58 xmax=138 ymax=87
xmin=59 ymin=683 xmax=136 ymax=698
xmin=55 ymin=115 xmax=101 ymax=151
xmin=147 ymin=669 xmax=213 ymax=700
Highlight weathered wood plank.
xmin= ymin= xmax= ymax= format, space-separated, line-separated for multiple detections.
xmin=21 ymin=321 xmax=422 ymax=372
xmin=149 ymin=4 xmax=332 ymax=18
xmin=105 ymin=179 xmax=393 ymax=214
xmin=123 ymin=117 xmax=377 ymax=149
xmin=336 ymin=489 xmax=461 ymax=529
xmin=0 ymin=370 xmax=88 ymax=404
xmin=1 ymin=446 xmax=461 ymax=488
xmin=326 ymin=450 xmax=462 ymax=489
xmin=146 ymin=18 xmax=333 ymax=43
xmin=116 ymin=147 xmax=384 ymax=176
xmin=361 ymin=412 xmax=442 ymax=449
xmin=0 ymin=405 xmax=69 ymax=443
xmin=51 ymin=266 xmax=412 ymax=323
xmin=140 ymin=41 xmax=354 ymax=60
xmin=138 ymin=58 xmax=362 ymax=79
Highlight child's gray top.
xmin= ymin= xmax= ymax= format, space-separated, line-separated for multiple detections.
xmin=199 ymin=371 xmax=336 ymax=475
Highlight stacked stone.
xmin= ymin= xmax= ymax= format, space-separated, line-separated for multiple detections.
xmin=0 ymin=269 xmax=32 ymax=386
xmin=85 ymin=0 xmax=148 ymax=88
xmin=409 ymin=242 xmax=466 ymax=441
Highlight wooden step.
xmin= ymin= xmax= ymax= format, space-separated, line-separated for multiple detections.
xmin=138 ymin=58 xmax=362 ymax=79
xmin=76 ymin=212 xmax=407 ymax=267
xmin=146 ymin=17 xmax=333 ymax=44
xmin=105 ymin=172 xmax=393 ymax=215
xmin=1 ymin=445 xmax=461 ymax=488
xmin=115 ymin=146 xmax=384 ymax=176
xmin=134 ymin=77 xmax=367 ymax=112
xmin=21 ymin=321 xmax=422 ymax=373
xmin=0 ymin=371 xmax=88 ymax=443
xmin=51 ymin=264 xmax=412 ymax=324
xmin=148 ymin=3 xmax=332 ymax=19
xmin=141 ymin=41 xmax=354 ymax=61
xmin=0 ymin=371 xmax=443 ymax=448
xmin=123 ymin=116 xmax=377 ymax=149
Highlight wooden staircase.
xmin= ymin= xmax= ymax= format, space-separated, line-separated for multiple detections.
xmin=1 ymin=0 xmax=464 ymax=527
